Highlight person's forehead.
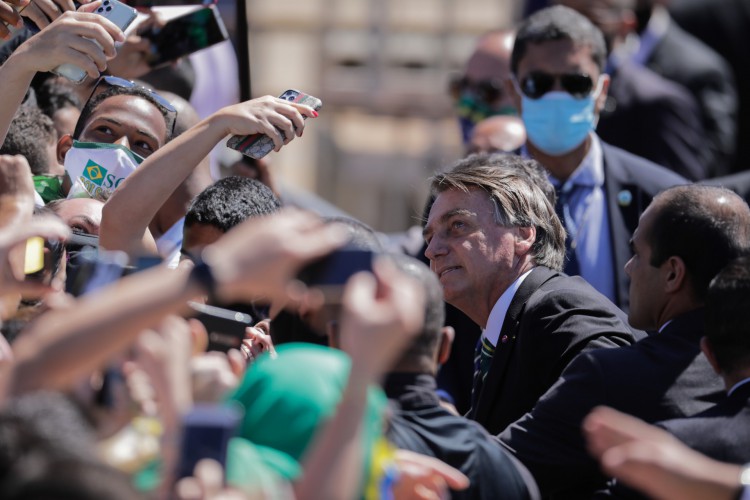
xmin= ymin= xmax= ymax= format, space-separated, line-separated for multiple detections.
xmin=55 ymin=198 xmax=103 ymax=223
xmin=516 ymin=39 xmax=599 ymax=75
xmin=429 ymin=187 xmax=492 ymax=221
xmin=82 ymin=95 xmax=168 ymax=142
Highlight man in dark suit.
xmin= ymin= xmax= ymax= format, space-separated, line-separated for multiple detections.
xmin=507 ymin=5 xmax=686 ymax=311
xmin=499 ymin=185 xmax=750 ymax=498
xmin=604 ymin=255 xmax=750 ymax=499
xmin=670 ymin=0 xmax=750 ymax=175
xmin=383 ymin=253 xmax=540 ymax=500
xmin=559 ymin=0 xmax=708 ymax=180
xmin=636 ymin=0 xmax=737 ymax=177
xmin=423 ymin=153 xmax=641 ymax=435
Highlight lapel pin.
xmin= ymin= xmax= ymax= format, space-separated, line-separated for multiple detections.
xmin=501 ymin=335 xmax=509 ymax=344
xmin=617 ymin=190 xmax=633 ymax=207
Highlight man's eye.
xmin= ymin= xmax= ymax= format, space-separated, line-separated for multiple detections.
xmin=451 ymin=220 xmax=465 ymax=229
xmin=134 ymin=141 xmax=155 ymax=154
xmin=94 ymin=126 xmax=114 ymax=135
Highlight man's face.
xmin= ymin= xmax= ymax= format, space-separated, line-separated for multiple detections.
xmin=511 ymin=38 xmax=609 ymax=120
xmin=462 ymin=32 xmax=516 ymax=112
xmin=624 ymin=203 xmax=666 ymax=330
xmin=78 ymin=95 xmax=168 ymax=159
xmin=423 ymin=188 xmax=524 ymax=321
xmin=180 ymin=223 xmax=225 ymax=263
xmin=54 ymin=198 xmax=104 ymax=235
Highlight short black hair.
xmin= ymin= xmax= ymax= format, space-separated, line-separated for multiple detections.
xmin=184 ymin=176 xmax=281 ymax=232
xmin=705 ymin=256 xmax=750 ymax=375
xmin=0 ymin=106 xmax=56 ymax=175
xmin=648 ymin=185 xmax=750 ymax=300
xmin=35 ymin=79 xmax=83 ymax=119
xmin=389 ymin=253 xmax=446 ymax=371
xmin=73 ymin=85 xmax=173 ymax=142
xmin=511 ymin=5 xmax=607 ymax=74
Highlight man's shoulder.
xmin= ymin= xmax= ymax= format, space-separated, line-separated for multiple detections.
xmin=600 ymin=141 xmax=688 ymax=190
xmin=658 ymin=21 xmax=733 ymax=79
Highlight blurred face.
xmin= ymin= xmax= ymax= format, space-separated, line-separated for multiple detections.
xmin=423 ymin=188 xmax=525 ymax=324
xmin=77 ymin=95 xmax=168 ymax=159
xmin=624 ymin=203 xmax=665 ymax=330
xmin=180 ymin=223 xmax=225 ymax=262
xmin=53 ymin=198 xmax=104 ymax=235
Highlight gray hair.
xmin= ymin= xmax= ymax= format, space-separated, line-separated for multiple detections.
xmin=430 ymin=154 xmax=565 ymax=270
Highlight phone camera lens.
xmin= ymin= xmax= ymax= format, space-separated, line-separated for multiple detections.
xmin=97 ymin=7 xmax=103 ymax=11
xmin=106 ymin=6 xmax=112 ymax=10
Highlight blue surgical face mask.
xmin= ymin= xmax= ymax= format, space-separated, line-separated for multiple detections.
xmin=520 ymin=79 xmax=602 ymax=156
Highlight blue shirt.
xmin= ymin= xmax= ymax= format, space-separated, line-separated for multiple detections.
xmin=543 ymin=134 xmax=617 ymax=303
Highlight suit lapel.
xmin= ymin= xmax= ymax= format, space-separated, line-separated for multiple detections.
xmin=602 ymin=145 xmax=649 ymax=311
xmin=473 ymin=266 xmax=558 ymax=425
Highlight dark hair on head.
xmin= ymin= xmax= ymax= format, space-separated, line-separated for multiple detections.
xmin=73 ymin=85 xmax=173 ymax=142
xmin=0 ymin=106 xmax=56 ymax=175
xmin=185 ymin=176 xmax=281 ymax=232
xmin=35 ymin=79 xmax=83 ymax=118
xmin=430 ymin=153 xmax=565 ymax=270
xmin=388 ymin=253 xmax=445 ymax=372
xmin=323 ymin=216 xmax=384 ymax=252
xmin=511 ymin=5 xmax=607 ymax=74
xmin=648 ymin=185 xmax=750 ymax=300
xmin=705 ymin=256 xmax=750 ymax=375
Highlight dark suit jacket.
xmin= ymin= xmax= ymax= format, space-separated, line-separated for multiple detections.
xmin=499 ymin=308 xmax=725 ymax=498
xmin=671 ymin=0 xmax=750 ymax=175
xmin=601 ymin=142 xmax=688 ymax=312
xmin=385 ymin=373 xmax=540 ymax=500
xmin=468 ymin=266 xmax=644 ymax=436
xmin=645 ymin=19 xmax=737 ymax=177
xmin=604 ymin=380 xmax=750 ymax=499
xmin=598 ymin=62 xmax=708 ymax=181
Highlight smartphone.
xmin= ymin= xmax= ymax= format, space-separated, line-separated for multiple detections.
xmin=53 ymin=0 xmax=138 ymax=83
xmin=176 ymin=404 xmax=241 ymax=480
xmin=297 ymin=248 xmax=374 ymax=302
xmin=141 ymin=5 xmax=228 ymax=68
xmin=189 ymin=302 xmax=253 ymax=353
xmin=226 ymin=89 xmax=323 ymax=160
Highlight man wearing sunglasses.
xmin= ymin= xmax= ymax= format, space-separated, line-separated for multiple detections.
xmin=451 ymin=29 xmax=518 ymax=143
xmin=508 ymin=5 xmax=686 ymax=312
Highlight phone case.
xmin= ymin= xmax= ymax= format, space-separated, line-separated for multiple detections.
xmin=53 ymin=0 xmax=137 ymax=83
xmin=226 ymin=89 xmax=323 ymax=159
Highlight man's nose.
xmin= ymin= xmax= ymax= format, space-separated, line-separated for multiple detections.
xmin=113 ymin=135 xmax=130 ymax=149
xmin=624 ymin=256 xmax=633 ymax=277
xmin=424 ymin=235 xmax=446 ymax=262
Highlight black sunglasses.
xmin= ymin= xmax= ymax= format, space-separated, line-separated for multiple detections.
xmin=87 ymin=76 xmax=177 ymax=135
xmin=517 ymin=71 xmax=596 ymax=100
xmin=449 ymin=73 xmax=504 ymax=103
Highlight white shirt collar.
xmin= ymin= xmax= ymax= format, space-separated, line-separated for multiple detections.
xmin=482 ymin=269 xmax=534 ymax=346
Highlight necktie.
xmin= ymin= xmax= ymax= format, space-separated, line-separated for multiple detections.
xmin=555 ymin=185 xmax=581 ymax=276
xmin=471 ymin=335 xmax=496 ymax=408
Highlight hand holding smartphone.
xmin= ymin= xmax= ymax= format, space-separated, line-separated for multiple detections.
xmin=226 ymin=89 xmax=323 ymax=160
xmin=53 ymin=0 xmax=137 ymax=83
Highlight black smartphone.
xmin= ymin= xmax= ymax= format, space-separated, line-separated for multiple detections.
xmin=297 ymin=248 xmax=374 ymax=302
xmin=176 ymin=404 xmax=241 ymax=480
xmin=189 ymin=302 xmax=253 ymax=353
xmin=142 ymin=5 xmax=229 ymax=68
xmin=66 ymin=248 xmax=128 ymax=296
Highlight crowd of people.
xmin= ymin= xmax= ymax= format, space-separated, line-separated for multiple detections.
xmin=0 ymin=0 xmax=749 ymax=498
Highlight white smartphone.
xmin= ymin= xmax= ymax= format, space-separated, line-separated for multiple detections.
xmin=54 ymin=0 xmax=137 ymax=83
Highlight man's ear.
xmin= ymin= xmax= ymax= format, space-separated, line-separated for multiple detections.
xmin=57 ymin=134 xmax=74 ymax=164
xmin=594 ymin=73 xmax=611 ymax=115
xmin=663 ymin=256 xmax=687 ymax=294
xmin=514 ymin=226 xmax=536 ymax=256
xmin=437 ymin=326 xmax=455 ymax=366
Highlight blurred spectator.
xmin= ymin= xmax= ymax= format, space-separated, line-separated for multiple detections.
xmin=467 ymin=115 xmax=526 ymax=155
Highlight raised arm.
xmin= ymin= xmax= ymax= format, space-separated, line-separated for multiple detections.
xmin=0 ymin=5 xmax=124 ymax=144
xmin=11 ymin=209 xmax=346 ymax=395
xmin=100 ymin=96 xmax=317 ymax=256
